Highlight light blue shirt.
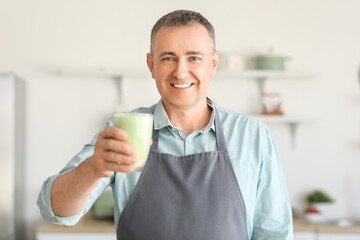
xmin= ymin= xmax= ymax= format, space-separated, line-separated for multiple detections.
xmin=37 ymin=100 xmax=293 ymax=239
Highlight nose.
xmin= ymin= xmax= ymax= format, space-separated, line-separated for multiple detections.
xmin=173 ymin=59 xmax=189 ymax=80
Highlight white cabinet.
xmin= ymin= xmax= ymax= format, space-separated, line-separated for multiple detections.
xmin=37 ymin=233 xmax=116 ymax=240
xmin=318 ymin=233 xmax=360 ymax=240
xmin=295 ymin=232 xmax=360 ymax=240
xmin=294 ymin=232 xmax=317 ymax=240
xmin=0 ymin=74 xmax=25 ymax=240
xmin=36 ymin=217 xmax=117 ymax=240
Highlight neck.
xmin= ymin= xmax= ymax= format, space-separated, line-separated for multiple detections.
xmin=162 ymin=99 xmax=212 ymax=134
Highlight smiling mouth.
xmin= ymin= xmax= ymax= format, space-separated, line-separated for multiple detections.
xmin=170 ymin=83 xmax=193 ymax=88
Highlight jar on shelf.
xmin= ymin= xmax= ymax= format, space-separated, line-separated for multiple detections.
xmin=262 ymin=93 xmax=284 ymax=115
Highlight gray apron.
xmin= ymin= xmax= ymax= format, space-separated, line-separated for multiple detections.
xmin=116 ymin=110 xmax=248 ymax=240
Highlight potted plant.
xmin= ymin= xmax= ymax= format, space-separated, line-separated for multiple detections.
xmin=306 ymin=190 xmax=334 ymax=205
xmin=304 ymin=190 xmax=334 ymax=223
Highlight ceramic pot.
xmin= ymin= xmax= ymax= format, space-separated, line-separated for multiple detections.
xmin=256 ymin=55 xmax=287 ymax=70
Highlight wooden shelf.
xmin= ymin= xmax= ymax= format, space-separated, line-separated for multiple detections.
xmin=252 ymin=114 xmax=313 ymax=149
xmin=215 ymin=69 xmax=317 ymax=97
xmin=252 ymin=114 xmax=312 ymax=124
xmin=215 ymin=69 xmax=317 ymax=80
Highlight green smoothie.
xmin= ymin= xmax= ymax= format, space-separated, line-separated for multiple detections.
xmin=113 ymin=113 xmax=153 ymax=171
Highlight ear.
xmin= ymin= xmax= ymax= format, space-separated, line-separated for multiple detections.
xmin=210 ymin=51 xmax=219 ymax=78
xmin=147 ymin=53 xmax=155 ymax=79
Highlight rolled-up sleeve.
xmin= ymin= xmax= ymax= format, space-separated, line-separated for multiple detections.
xmin=252 ymin=124 xmax=293 ymax=240
xmin=37 ymin=127 xmax=114 ymax=225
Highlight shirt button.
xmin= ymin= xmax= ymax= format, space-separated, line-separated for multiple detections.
xmin=171 ymin=127 xmax=175 ymax=131
xmin=187 ymin=139 xmax=191 ymax=143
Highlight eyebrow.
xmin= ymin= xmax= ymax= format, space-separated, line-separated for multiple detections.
xmin=186 ymin=51 xmax=204 ymax=56
xmin=158 ymin=51 xmax=204 ymax=59
xmin=158 ymin=52 xmax=176 ymax=58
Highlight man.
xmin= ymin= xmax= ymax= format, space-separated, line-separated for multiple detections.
xmin=38 ymin=10 xmax=293 ymax=239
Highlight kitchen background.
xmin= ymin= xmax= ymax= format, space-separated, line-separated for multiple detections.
xmin=1 ymin=0 xmax=360 ymax=239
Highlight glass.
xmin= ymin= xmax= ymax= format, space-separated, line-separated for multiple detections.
xmin=113 ymin=113 xmax=153 ymax=171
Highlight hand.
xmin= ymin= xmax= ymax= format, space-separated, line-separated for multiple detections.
xmin=87 ymin=126 xmax=137 ymax=178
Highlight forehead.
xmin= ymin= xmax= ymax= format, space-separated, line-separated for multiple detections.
xmin=152 ymin=23 xmax=213 ymax=54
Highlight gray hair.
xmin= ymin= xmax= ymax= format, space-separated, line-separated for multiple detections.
xmin=150 ymin=10 xmax=216 ymax=53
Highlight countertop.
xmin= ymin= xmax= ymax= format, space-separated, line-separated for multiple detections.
xmin=293 ymin=218 xmax=360 ymax=234
xmin=37 ymin=215 xmax=360 ymax=234
xmin=37 ymin=215 xmax=115 ymax=233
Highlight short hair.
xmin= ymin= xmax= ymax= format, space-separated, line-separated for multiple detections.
xmin=150 ymin=10 xmax=216 ymax=53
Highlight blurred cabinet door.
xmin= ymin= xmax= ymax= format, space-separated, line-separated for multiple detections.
xmin=0 ymin=74 xmax=25 ymax=240
xmin=318 ymin=234 xmax=360 ymax=240
xmin=37 ymin=233 xmax=116 ymax=240
xmin=294 ymin=232 xmax=316 ymax=240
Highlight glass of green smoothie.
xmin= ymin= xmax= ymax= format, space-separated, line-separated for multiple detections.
xmin=113 ymin=113 xmax=153 ymax=171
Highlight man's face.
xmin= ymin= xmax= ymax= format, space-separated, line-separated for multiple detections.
xmin=147 ymin=23 xmax=219 ymax=110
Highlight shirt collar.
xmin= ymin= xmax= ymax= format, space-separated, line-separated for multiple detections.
xmin=153 ymin=98 xmax=216 ymax=133
xmin=153 ymin=100 xmax=172 ymax=130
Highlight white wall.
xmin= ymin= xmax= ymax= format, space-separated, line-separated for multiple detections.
xmin=1 ymin=0 xmax=359 ymax=239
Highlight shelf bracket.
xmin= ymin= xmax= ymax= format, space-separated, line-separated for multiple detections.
xmin=112 ymin=76 xmax=124 ymax=111
xmin=289 ymin=123 xmax=298 ymax=149
xmin=256 ymin=77 xmax=266 ymax=96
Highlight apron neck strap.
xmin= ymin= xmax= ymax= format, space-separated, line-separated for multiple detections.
xmin=149 ymin=128 xmax=159 ymax=153
xmin=214 ymin=109 xmax=228 ymax=152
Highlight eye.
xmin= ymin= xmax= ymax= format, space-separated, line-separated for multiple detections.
xmin=190 ymin=56 xmax=200 ymax=61
xmin=162 ymin=57 xmax=174 ymax=61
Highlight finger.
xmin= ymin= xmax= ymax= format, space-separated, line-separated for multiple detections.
xmin=102 ymin=139 xmax=135 ymax=155
xmin=102 ymin=151 xmax=137 ymax=165
xmin=106 ymin=161 xmax=134 ymax=173
xmin=102 ymin=126 xmax=128 ymax=141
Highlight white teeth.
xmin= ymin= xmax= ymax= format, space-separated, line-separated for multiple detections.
xmin=172 ymin=83 xmax=192 ymax=88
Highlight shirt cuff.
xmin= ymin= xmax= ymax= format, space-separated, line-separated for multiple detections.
xmin=37 ymin=173 xmax=86 ymax=226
